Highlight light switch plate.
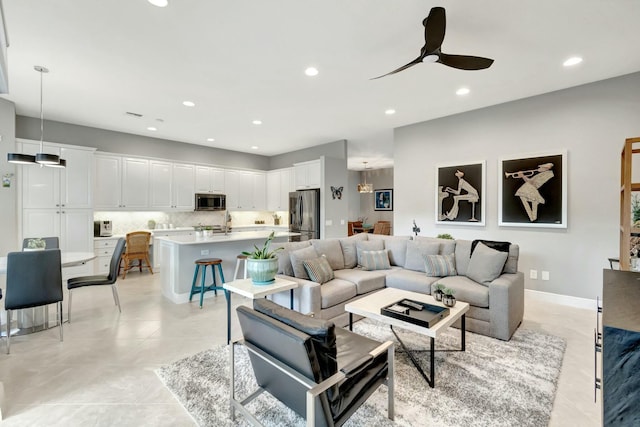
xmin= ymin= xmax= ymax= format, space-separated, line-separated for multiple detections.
xmin=529 ymin=269 xmax=538 ymax=279
xmin=541 ymin=271 xmax=550 ymax=281
xmin=326 ymin=219 xmax=333 ymax=226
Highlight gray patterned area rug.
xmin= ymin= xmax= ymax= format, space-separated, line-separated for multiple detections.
xmin=156 ymin=320 xmax=566 ymax=427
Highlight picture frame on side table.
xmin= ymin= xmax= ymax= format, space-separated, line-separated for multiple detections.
xmin=499 ymin=150 xmax=567 ymax=228
xmin=435 ymin=161 xmax=485 ymax=226
xmin=374 ymin=189 xmax=393 ymax=211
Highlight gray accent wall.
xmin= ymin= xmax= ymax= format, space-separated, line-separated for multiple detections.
xmin=394 ymin=71 xmax=640 ymax=301
xmin=269 ymin=140 xmax=347 ymax=170
xmin=16 ymin=116 xmax=270 ymax=170
xmin=0 ymin=97 xmax=17 ymax=254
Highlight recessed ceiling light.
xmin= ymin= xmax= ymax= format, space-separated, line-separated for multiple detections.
xmin=252 ymin=120 xmax=262 ymax=125
xmin=563 ymin=56 xmax=583 ymax=67
xmin=207 ymin=138 xmax=215 ymax=142
xmin=182 ymin=101 xmax=195 ymax=107
xmin=456 ymin=87 xmax=470 ymax=96
xmin=148 ymin=0 xmax=168 ymax=7
xmin=251 ymin=146 xmax=259 ymax=150
xmin=385 ymin=109 xmax=396 ymax=115
xmin=305 ymin=67 xmax=319 ymax=77
xmin=147 ymin=127 xmax=157 ymax=131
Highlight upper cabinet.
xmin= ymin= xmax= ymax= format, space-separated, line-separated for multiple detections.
xmin=195 ymin=166 xmax=225 ymax=194
xmin=294 ymin=159 xmax=321 ymax=190
xmin=95 ymin=154 xmax=149 ymax=209
xmin=225 ymin=169 xmax=266 ymax=210
xmin=20 ymin=141 xmax=94 ymax=209
xmin=150 ymin=161 xmax=195 ymax=210
xmin=267 ymin=168 xmax=293 ymax=210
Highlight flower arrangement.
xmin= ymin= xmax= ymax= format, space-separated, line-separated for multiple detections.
xmin=26 ymin=238 xmax=46 ymax=250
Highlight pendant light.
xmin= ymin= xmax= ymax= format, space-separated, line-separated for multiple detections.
xmin=34 ymin=66 xmax=65 ymax=167
xmin=357 ymin=161 xmax=373 ymax=193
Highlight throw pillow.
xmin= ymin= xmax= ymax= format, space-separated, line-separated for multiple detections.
xmin=311 ymin=239 xmax=345 ymax=270
xmin=470 ymin=239 xmax=511 ymax=256
xmin=423 ymin=253 xmax=457 ymax=277
xmin=356 ymin=240 xmax=384 ymax=267
xmin=303 ymin=256 xmax=335 ymax=284
xmin=465 ymin=242 xmax=509 ymax=285
xmin=289 ymin=246 xmax=319 ymax=279
xmin=404 ymin=240 xmax=440 ymax=272
xmin=339 ymin=233 xmax=368 ymax=268
xmin=360 ymin=249 xmax=391 ymax=271
xmin=277 ymin=241 xmax=312 ymax=276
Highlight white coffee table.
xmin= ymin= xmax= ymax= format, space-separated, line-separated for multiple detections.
xmin=223 ymin=277 xmax=298 ymax=344
xmin=345 ymin=287 xmax=469 ymax=388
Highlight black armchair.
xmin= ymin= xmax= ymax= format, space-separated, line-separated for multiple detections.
xmin=5 ymin=249 xmax=64 ymax=354
xmin=231 ymin=299 xmax=394 ymax=427
xmin=67 ymin=238 xmax=126 ymax=322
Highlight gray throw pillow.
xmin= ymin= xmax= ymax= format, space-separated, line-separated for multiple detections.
xmin=465 ymin=242 xmax=509 ymax=285
xmin=404 ymin=240 xmax=440 ymax=272
xmin=289 ymin=246 xmax=319 ymax=279
xmin=277 ymin=241 xmax=312 ymax=276
xmin=311 ymin=239 xmax=345 ymax=270
xmin=339 ymin=233 xmax=368 ymax=268
xmin=356 ymin=240 xmax=384 ymax=267
xmin=303 ymin=256 xmax=335 ymax=284
xmin=424 ymin=253 xmax=457 ymax=277
xmin=360 ymin=250 xmax=391 ymax=271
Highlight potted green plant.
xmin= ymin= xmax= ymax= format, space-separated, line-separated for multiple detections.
xmin=242 ymin=231 xmax=283 ymax=285
xmin=433 ymin=283 xmax=446 ymax=302
xmin=442 ymin=288 xmax=456 ymax=307
xmin=25 ymin=238 xmax=46 ymax=251
xmin=436 ymin=233 xmax=454 ymax=240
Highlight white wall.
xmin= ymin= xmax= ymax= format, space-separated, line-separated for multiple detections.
xmin=0 ymin=97 xmax=17 ymax=255
xmin=394 ymin=72 xmax=640 ymax=300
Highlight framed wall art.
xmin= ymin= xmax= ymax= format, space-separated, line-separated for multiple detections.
xmin=374 ymin=189 xmax=393 ymax=211
xmin=435 ymin=161 xmax=486 ymax=226
xmin=499 ymin=150 xmax=567 ymax=228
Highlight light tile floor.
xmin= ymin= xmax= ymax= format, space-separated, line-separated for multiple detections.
xmin=0 ymin=273 xmax=601 ymax=426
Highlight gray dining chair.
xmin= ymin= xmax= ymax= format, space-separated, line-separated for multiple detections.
xmin=22 ymin=236 xmax=60 ymax=250
xmin=5 ymin=249 xmax=64 ymax=354
xmin=67 ymin=238 xmax=126 ymax=322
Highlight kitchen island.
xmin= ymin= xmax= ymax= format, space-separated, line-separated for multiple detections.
xmin=156 ymin=231 xmax=297 ymax=303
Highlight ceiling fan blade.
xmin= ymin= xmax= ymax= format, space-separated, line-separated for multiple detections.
xmin=438 ymin=53 xmax=494 ymax=70
xmin=423 ymin=7 xmax=446 ymax=53
xmin=370 ymin=58 xmax=421 ymax=80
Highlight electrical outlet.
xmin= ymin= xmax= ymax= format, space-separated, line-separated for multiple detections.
xmin=340 ymin=219 xmax=345 ymax=225
xmin=326 ymin=219 xmax=333 ymax=226
xmin=542 ymin=271 xmax=550 ymax=281
xmin=201 ymin=249 xmax=209 ymax=255
xmin=529 ymin=269 xmax=538 ymax=279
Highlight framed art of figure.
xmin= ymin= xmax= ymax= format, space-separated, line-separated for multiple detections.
xmin=499 ymin=150 xmax=567 ymax=228
xmin=435 ymin=161 xmax=485 ymax=226
xmin=374 ymin=189 xmax=393 ymax=211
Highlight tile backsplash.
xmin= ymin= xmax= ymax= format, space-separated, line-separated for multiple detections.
xmin=94 ymin=210 xmax=288 ymax=235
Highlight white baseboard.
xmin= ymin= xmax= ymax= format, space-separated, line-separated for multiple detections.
xmin=525 ymin=289 xmax=597 ymax=310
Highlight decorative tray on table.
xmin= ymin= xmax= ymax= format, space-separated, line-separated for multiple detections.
xmin=381 ymin=298 xmax=450 ymax=328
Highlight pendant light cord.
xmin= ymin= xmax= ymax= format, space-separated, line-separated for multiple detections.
xmin=39 ymin=67 xmax=44 ymax=151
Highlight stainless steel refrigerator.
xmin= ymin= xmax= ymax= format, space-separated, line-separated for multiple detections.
xmin=289 ymin=189 xmax=320 ymax=241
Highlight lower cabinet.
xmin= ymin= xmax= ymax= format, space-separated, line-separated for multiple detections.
xmin=600 ymin=269 xmax=640 ymax=426
xmin=94 ymin=237 xmax=120 ymax=274
xmin=23 ymin=208 xmax=93 ymax=252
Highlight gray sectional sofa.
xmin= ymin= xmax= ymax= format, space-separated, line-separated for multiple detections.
xmin=271 ymin=233 xmax=524 ymax=341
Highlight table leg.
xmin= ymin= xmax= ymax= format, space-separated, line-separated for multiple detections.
xmin=226 ymin=291 xmax=231 ymax=345
xmin=461 ymin=314 xmax=466 ymax=351
xmin=349 ymin=313 xmax=353 ymax=331
xmin=290 ymin=289 xmax=294 ymax=309
xmin=390 ymin=325 xmax=435 ymax=388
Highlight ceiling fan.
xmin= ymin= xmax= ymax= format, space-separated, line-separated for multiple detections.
xmin=372 ymin=6 xmax=494 ymax=79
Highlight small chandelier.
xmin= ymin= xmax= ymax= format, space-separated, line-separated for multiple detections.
xmin=357 ymin=161 xmax=373 ymax=193
xmin=7 ymin=65 xmax=66 ymax=168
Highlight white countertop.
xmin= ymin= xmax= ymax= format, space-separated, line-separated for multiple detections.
xmin=154 ymin=230 xmax=298 ymax=245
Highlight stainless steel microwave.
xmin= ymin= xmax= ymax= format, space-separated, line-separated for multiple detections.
xmin=195 ymin=193 xmax=226 ymax=211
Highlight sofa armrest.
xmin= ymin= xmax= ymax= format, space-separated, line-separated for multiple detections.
xmin=488 ymin=272 xmax=524 ymax=341
xmin=272 ymin=274 xmax=322 ymax=315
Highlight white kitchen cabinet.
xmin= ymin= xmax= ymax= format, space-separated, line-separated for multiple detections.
xmin=294 ymin=159 xmax=321 ymax=189
xmin=20 ymin=141 xmax=94 ymax=209
xmin=94 ymin=237 xmax=119 ymax=274
xmin=122 ymin=157 xmax=149 ymax=209
xmin=195 ymin=166 xmax=225 ymax=194
xmin=149 ymin=161 xmax=194 ymax=210
xmin=224 ymin=170 xmax=265 ymax=210
xmin=224 ymin=170 xmax=240 ymax=209
xmin=266 ymin=168 xmax=292 ymax=210
xmin=23 ymin=208 xmax=93 ymax=252
xmin=94 ymin=154 xmax=149 ymax=209
xmin=238 ymin=172 xmax=254 ymax=210
xmin=252 ymin=171 xmax=266 ymax=210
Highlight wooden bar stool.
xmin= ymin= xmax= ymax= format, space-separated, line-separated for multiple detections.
xmin=189 ymin=258 xmax=228 ymax=308
xmin=233 ymin=254 xmax=248 ymax=280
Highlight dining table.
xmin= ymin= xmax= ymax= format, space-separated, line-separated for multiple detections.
xmin=0 ymin=251 xmax=96 ymax=335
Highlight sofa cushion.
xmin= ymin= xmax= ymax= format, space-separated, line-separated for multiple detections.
xmin=333 ymin=269 xmax=387 ymax=295
xmin=290 ymin=246 xmax=319 ymax=280
xmin=321 ymin=279 xmax=358 ymax=308
xmin=339 ymin=234 xmax=368 ymax=268
xmin=303 ymin=256 xmax=335 ymax=284
xmin=311 ymin=239 xmax=345 ymax=270
xmin=356 ymin=240 xmax=384 ymax=267
xmin=415 ymin=236 xmax=456 ymax=255
xmin=424 ymin=253 xmax=457 ymax=277
xmin=360 ymin=250 xmax=391 ymax=271
xmin=368 ymin=235 xmax=410 ymax=267
xmin=404 ymin=240 xmax=440 ymax=272
xmin=385 ymin=269 xmax=439 ymax=294
xmin=435 ymin=276 xmax=490 ymax=308
xmin=453 ymin=239 xmax=473 ymax=276
xmin=277 ymin=241 xmax=312 ymax=276
xmin=465 ymin=242 xmax=508 ymax=285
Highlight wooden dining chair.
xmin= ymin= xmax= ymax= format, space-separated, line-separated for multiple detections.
xmin=120 ymin=231 xmax=153 ymax=279
xmin=373 ymin=221 xmax=391 ymax=235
